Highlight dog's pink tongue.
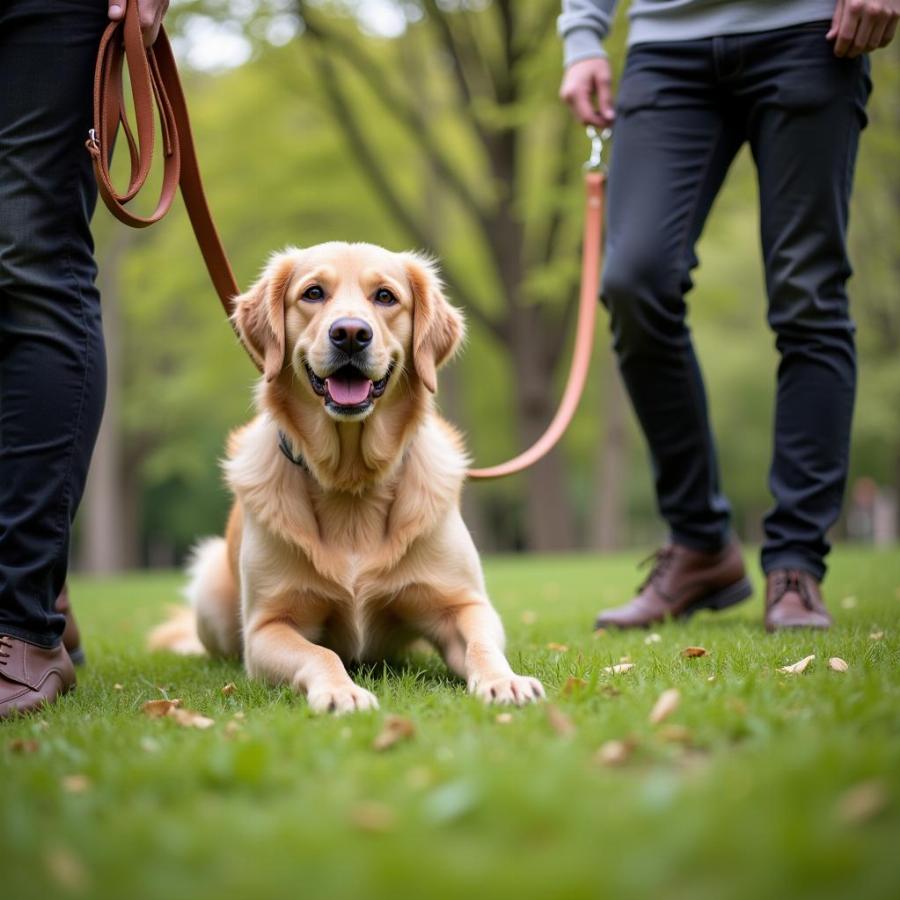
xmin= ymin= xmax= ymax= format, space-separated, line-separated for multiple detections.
xmin=326 ymin=373 xmax=372 ymax=406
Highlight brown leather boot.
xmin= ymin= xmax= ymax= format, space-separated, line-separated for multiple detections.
xmin=764 ymin=569 xmax=832 ymax=632
xmin=55 ymin=586 xmax=85 ymax=666
xmin=595 ymin=541 xmax=752 ymax=629
xmin=0 ymin=635 xmax=76 ymax=720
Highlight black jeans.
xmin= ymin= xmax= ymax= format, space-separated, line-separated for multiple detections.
xmin=0 ymin=0 xmax=108 ymax=646
xmin=602 ymin=22 xmax=871 ymax=580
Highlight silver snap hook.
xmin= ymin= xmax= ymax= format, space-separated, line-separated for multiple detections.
xmin=584 ymin=125 xmax=612 ymax=172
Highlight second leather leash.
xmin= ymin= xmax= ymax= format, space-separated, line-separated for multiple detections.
xmin=86 ymin=0 xmax=608 ymax=481
xmin=467 ymin=126 xmax=607 ymax=480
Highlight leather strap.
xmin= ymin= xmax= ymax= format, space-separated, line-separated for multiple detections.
xmin=467 ymin=171 xmax=604 ymax=479
xmin=87 ymin=0 xmax=605 ymax=480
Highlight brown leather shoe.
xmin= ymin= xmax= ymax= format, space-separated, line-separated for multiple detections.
xmin=764 ymin=569 xmax=832 ymax=632
xmin=595 ymin=541 xmax=752 ymax=629
xmin=56 ymin=586 xmax=86 ymax=666
xmin=0 ymin=635 xmax=76 ymax=720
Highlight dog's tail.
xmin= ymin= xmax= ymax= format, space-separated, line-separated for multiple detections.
xmin=148 ymin=537 xmax=240 ymax=658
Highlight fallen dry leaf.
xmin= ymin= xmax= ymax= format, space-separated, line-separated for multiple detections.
xmin=349 ymin=802 xmax=396 ymax=833
xmin=828 ymin=657 xmax=849 ymax=673
xmin=406 ymin=766 xmax=434 ymax=790
xmin=372 ymin=715 xmax=415 ymax=751
xmin=113 ymin=683 xmax=124 ymax=691
xmin=836 ymin=780 xmax=888 ymax=825
xmin=141 ymin=698 xmax=181 ymax=718
xmin=545 ymin=704 xmax=576 ymax=737
xmin=869 ymin=631 xmax=884 ymax=641
xmin=707 ymin=675 xmax=717 ymax=683
xmin=8 ymin=738 xmax=39 ymax=754
xmin=62 ymin=774 xmax=91 ymax=794
xmin=46 ymin=847 xmax=87 ymax=892
xmin=644 ymin=633 xmax=662 ymax=645
xmin=681 ymin=646 xmax=707 ymax=658
xmin=141 ymin=697 xmax=214 ymax=729
xmin=777 ymin=654 xmax=815 ymax=674
xmin=658 ymin=724 xmax=693 ymax=745
xmin=164 ymin=706 xmax=214 ymax=729
xmin=224 ymin=720 xmax=242 ymax=738
xmin=494 ymin=712 xmax=513 ymax=725
xmin=521 ymin=610 xmax=538 ymax=625
xmin=562 ymin=677 xmax=588 ymax=696
xmin=649 ymin=688 xmax=681 ymax=725
xmin=546 ymin=642 xmax=569 ymax=653
xmin=595 ymin=739 xmax=635 ymax=767
xmin=602 ymin=663 xmax=634 ymax=674
xmin=221 ymin=682 xmax=236 ymax=696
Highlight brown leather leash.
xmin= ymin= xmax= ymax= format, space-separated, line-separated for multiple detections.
xmin=87 ymin=0 xmax=608 ymax=481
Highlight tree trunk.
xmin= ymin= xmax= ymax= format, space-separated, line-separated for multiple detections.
xmin=78 ymin=233 xmax=140 ymax=573
xmin=511 ymin=306 xmax=575 ymax=551
xmin=590 ymin=352 xmax=628 ymax=551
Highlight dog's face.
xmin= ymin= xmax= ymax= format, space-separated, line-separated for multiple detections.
xmin=233 ymin=243 xmax=464 ymax=421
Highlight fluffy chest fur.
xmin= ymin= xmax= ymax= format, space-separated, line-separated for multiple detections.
xmin=224 ymin=411 xmax=469 ymax=608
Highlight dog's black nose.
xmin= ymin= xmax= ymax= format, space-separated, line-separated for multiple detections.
xmin=329 ymin=318 xmax=373 ymax=355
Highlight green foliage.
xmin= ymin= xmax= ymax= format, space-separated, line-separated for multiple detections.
xmin=3 ymin=547 xmax=900 ymax=899
xmin=90 ymin=2 xmax=900 ymax=558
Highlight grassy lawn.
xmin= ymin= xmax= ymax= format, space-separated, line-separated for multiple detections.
xmin=2 ymin=545 xmax=898 ymax=900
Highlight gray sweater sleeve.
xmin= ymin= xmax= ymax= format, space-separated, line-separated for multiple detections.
xmin=558 ymin=0 xmax=618 ymax=66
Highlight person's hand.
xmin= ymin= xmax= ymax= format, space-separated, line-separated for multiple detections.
xmin=107 ymin=0 xmax=170 ymax=48
xmin=827 ymin=0 xmax=899 ymax=56
xmin=559 ymin=57 xmax=615 ymax=128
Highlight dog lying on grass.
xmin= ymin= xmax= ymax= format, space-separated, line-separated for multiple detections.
xmin=150 ymin=242 xmax=544 ymax=713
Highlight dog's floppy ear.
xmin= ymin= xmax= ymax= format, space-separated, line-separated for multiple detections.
xmin=404 ymin=253 xmax=465 ymax=394
xmin=232 ymin=252 xmax=296 ymax=382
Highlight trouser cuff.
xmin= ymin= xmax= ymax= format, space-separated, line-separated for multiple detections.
xmin=669 ymin=529 xmax=732 ymax=555
xmin=0 ymin=623 xmax=61 ymax=650
xmin=761 ymin=551 xmax=826 ymax=582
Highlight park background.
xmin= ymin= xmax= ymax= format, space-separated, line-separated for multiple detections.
xmin=77 ymin=0 xmax=899 ymax=568
xmin=6 ymin=5 xmax=900 ymax=900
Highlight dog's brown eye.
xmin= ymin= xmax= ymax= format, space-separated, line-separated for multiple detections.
xmin=302 ymin=285 xmax=325 ymax=302
xmin=374 ymin=288 xmax=397 ymax=307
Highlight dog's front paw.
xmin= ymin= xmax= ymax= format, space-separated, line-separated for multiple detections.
xmin=307 ymin=682 xmax=380 ymax=715
xmin=469 ymin=673 xmax=545 ymax=706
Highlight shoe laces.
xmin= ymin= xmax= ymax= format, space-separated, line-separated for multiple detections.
xmin=0 ymin=634 xmax=11 ymax=666
xmin=770 ymin=570 xmax=815 ymax=610
xmin=637 ymin=546 xmax=675 ymax=596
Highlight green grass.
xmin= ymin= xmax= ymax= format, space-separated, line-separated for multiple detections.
xmin=2 ymin=546 xmax=899 ymax=900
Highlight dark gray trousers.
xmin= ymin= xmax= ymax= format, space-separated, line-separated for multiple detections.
xmin=602 ymin=21 xmax=871 ymax=579
xmin=0 ymin=0 xmax=108 ymax=645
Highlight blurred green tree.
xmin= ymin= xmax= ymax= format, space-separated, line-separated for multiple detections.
xmin=77 ymin=1 xmax=899 ymax=568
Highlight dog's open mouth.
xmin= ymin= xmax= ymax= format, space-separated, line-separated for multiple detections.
xmin=306 ymin=362 xmax=392 ymax=413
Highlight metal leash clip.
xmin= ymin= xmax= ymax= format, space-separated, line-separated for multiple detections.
xmin=584 ymin=125 xmax=612 ymax=172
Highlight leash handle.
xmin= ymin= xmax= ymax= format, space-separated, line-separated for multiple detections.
xmin=466 ymin=166 xmax=606 ymax=480
xmin=87 ymin=0 xmax=248 ymax=356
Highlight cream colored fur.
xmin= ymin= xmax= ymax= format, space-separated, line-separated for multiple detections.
xmin=149 ymin=242 xmax=544 ymax=713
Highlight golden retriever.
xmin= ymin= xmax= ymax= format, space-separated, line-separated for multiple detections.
xmin=150 ymin=242 xmax=544 ymax=713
